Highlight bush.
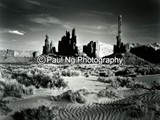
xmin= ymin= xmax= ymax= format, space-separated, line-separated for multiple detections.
xmin=12 ymin=67 xmax=68 ymax=89
xmin=0 ymin=100 xmax=11 ymax=115
xmin=61 ymin=69 xmax=80 ymax=77
xmin=98 ymin=89 xmax=120 ymax=98
xmin=84 ymin=72 xmax=89 ymax=77
xmin=135 ymin=66 xmax=160 ymax=75
xmin=129 ymin=82 xmax=149 ymax=89
xmin=126 ymin=100 xmax=148 ymax=119
xmin=97 ymin=77 xmax=113 ymax=83
xmin=53 ymin=89 xmax=88 ymax=103
xmin=116 ymin=76 xmax=133 ymax=87
xmin=97 ymin=76 xmax=150 ymax=90
xmin=151 ymin=81 xmax=160 ymax=90
xmin=99 ymin=70 xmax=114 ymax=77
xmin=54 ymin=77 xmax=68 ymax=88
xmin=4 ymin=79 xmax=34 ymax=98
xmin=12 ymin=106 xmax=59 ymax=120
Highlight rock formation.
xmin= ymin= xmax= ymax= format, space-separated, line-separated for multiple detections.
xmin=58 ymin=28 xmax=78 ymax=56
xmin=114 ymin=15 xmax=129 ymax=53
xmin=130 ymin=43 xmax=160 ymax=63
xmin=83 ymin=41 xmax=96 ymax=58
xmin=42 ymin=35 xmax=56 ymax=55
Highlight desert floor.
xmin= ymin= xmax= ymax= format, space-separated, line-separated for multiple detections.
xmin=1 ymin=76 xmax=115 ymax=120
xmin=1 ymin=64 xmax=160 ymax=120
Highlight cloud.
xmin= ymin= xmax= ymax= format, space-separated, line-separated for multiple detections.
xmin=0 ymin=29 xmax=25 ymax=35
xmin=79 ymin=12 xmax=95 ymax=16
xmin=62 ymin=22 xmax=107 ymax=30
xmin=24 ymin=0 xmax=41 ymax=6
xmin=8 ymin=30 xmax=25 ymax=35
xmin=63 ymin=24 xmax=73 ymax=29
xmin=29 ymin=14 xmax=61 ymax=25
xmin=90 ymin=11 xmax=114 ymax=16
xmin=77 ymin=23 xmax=117 ymax=35
xmin=143 ymin=24 xmax=160 ymax=27
xmin=80 ymin=25 xmax=107 ymax=30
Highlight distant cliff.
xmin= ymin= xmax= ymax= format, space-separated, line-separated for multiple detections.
xmin=0 ymin=49 xmax=40 ymax=58
xmin=129 ymin=43 xmax=160 ymax=63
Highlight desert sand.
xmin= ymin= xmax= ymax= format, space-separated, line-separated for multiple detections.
xmin=1 ymin=76 xmax=160 ymax=120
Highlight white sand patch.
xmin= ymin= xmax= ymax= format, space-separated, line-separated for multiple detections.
xmin=63 ymin=76 xmax=107 ymax=92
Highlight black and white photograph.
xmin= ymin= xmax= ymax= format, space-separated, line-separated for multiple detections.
xmin=0 ymin=0 xmax=160 ymax=120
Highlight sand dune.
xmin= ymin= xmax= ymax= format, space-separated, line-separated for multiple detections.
xmin=1 ymin=73 xmax=160 ymax=120
xmin=5 ymin=90 xmax=160 ymax=120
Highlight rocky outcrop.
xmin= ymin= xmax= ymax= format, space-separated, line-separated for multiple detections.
xmin=58 ymin=28 xmax=78 ymax=56
xmin=113 ymin=15 xmax=129 ymax=54
xmin=83 ymin=41 xmax=96 ymax=58
xmin=103 ymin=52 xmax=152 ymax=65
xmin=42 ymin=35 xmax=56 ymax=55
xmin=130 ymin=43 xmax=160 ymax=63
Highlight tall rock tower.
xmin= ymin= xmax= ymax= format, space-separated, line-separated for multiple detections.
xmin=71 ymin=28 xmax=77 ymax=54
xmin=114 ymin=15 xmax=127 ymax=53
xmin=43 ymin=35 xmax=50 ymax=54
xmin=118 ymin=15 xmax=122 ymax=39
xmin=50 ymin=40 xmax=53 ymax=50
xmin=117 ymin=15 xmax=122 ymax=49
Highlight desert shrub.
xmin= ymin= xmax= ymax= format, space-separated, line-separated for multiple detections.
xmin=11 ymin=67 xmax=68 ymax=89
xmin=116 ymin=76 xmax=133 ymax=87
xmin=127 ymin=101 xmax=160 ymax=119
xmin=0 ymin=68 xmax=12 ymax=81
xmin=97 ymin=76 xmax=134 ymax=88
xmin=0 ymin=81 xmax=6 ymax=91
xmin=84 ymin=72 xmax=89 ymax=77
xmin=98 ymin=89 xmax=120 ymax=98
xmin=97 ymin=77 xmax=113 ymax=83
xmin=99 ymin=70 xmax=114 ymax=77
xmin=99 ymin=72 xmax=107 ymax=77
xmin=61 ymin=70 xmax=70 ymax=76
xmin=115 ymin=67 xmax=136 ymax=76
xmin=97 ymin=76 xmax=150 ymax=90
xmin=115 ymin=69 xmax=129 ymax=76
xmin=0 ymin=100 xmax=11 ymax=115
xmin=0 ymin=80 xmax=7 ymax=99
xmin=4 ymin=79 xmax=34 ymax=98
xmin=129 ymin=82 xmax=150 ymax=89
xmin=151 ymin=81 xmax=160 ymax=90
xmin=53 ymin=89 xmax=87 ymax=103
xmin=150 ymin=103 xmax=160 ymax=119
xmin=12 ymin=106 xmax=59 ymax=120
xmin=97 ymin=76 xmax=121 ymax=89
xmin=54 ymin=77 xmax=68 ymax=88
xmin=111 ymin=66 xmax=120 ymax=71
xmin=135 ymin=66 xmax=160 ymax=75
xmin=126 ymin=100 xmax=148 ymax=119
xmin=116 ymin=77 xmax=150 ymax=89
xmin=61 ymin=69 xmax=80 ymax=77
xmin=73 ymin=89 xmax=88 ymax=103
xmin=110 ymin=80 xmax=120 ymax=89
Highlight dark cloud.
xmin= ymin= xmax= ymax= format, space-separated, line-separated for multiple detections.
xmin=0 ymin=0 xmax=159 ymax=51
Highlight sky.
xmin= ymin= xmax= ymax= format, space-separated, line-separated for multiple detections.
xmin=0 ymin=0 xmax=159 ymax=52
